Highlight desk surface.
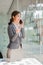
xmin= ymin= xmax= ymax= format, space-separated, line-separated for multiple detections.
xmin=0 ymin=58 xmax=42 ymax=65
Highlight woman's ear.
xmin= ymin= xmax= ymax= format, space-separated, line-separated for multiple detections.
xmin=12 ymin=16 xmax=15 ymax=19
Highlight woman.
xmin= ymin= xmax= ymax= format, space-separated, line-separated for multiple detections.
xmin=7 ymin=10 xmax=25 ymax=62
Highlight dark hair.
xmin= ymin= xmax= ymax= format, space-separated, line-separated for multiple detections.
xmin=19 ymin=19 xmax=23 ymax=24
xmin=0 ymin=52 xmax=3 ymax=58
xmin=8 ymin=10 xmax=20 ymax=25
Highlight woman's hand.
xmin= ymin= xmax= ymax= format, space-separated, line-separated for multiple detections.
xmin=19 ymin=22 xmax=24 ymax=28
xmin=16 ymin=28 xmax=20 ymax=34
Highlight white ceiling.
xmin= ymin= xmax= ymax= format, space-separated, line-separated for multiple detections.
xmin=0 ymin=0 xmax=13 ymax=14
xmin=0 ymin=0 xmax=43 ymax=14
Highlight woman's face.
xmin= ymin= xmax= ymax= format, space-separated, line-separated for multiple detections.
xmin=13 ymin=13 xmax=21 ymax=24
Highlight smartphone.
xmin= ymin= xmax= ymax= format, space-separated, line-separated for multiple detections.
xmin=19 ymin=19 xmax=23 ymax=24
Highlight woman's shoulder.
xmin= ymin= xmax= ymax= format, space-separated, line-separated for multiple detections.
xmin=8 ymin=23 xmax=16 ymax=30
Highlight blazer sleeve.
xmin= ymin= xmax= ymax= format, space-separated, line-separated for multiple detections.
xmin=21 ymin=28 xmax=25 ymax=38
xmin=8 ymin=25 xmax=18 ymax=42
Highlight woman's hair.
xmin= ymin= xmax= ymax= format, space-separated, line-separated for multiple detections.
xmin=8 ymin=10 xmax=20 ymax=25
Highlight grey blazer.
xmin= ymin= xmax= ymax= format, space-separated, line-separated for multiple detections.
xmin=7 ymin=23 xmax=25 ymax=49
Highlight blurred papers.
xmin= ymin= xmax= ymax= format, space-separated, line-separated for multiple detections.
xmin=0 ymin=58 xmax=42 ymax=65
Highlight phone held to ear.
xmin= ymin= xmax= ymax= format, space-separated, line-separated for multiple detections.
xmin=19 ymin=19 xmax=23 ymax=24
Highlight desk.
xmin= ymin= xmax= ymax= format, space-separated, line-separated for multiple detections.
xmin=0 ymin=58 xmax=42 ymax=65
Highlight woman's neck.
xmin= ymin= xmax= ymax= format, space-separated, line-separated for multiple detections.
xmin=13 ymin=20 xmax=18 ymax=25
